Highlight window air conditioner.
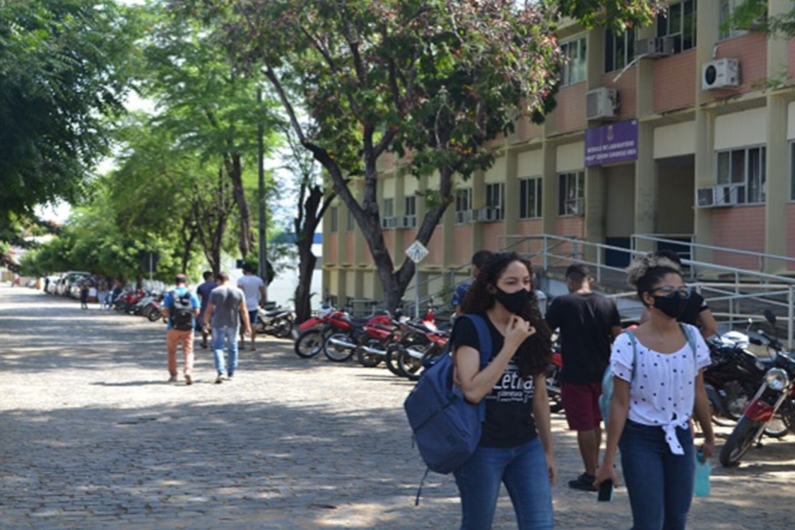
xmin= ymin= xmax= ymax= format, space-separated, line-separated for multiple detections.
xmin=702 ymin=59 xmax=740 ymax=90
xmin=713 ymin=184 xmax=741 ymax=207
xmin=696 ymin=187 xmax=715 ymax=208
xmin=454 ymin=210 xmax=473 ymax=224
xmin=380 ymin=216 xmax=398 ymax=229
xmin=635 ymin=36 xmax=674 ymax=58
xmin=398 ymin=215 xmax=416 ymax=229
xmin=586 ymin=87 xmax=618 ymax=121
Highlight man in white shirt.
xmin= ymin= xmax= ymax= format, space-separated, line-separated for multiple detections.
xmin=237 ymin=263 xmax=266 ymax=351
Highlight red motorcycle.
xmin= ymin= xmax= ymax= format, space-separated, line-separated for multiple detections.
xmin=356 ymin=313 xmax=405 ymax=368
xmin=322 ymin=311 xmax=392 ymax=362
xmin=293 ymin=303 xmax=337 ymax=358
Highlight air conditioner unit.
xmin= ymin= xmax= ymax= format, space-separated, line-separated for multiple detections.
xmin=586 ymin=87 xmax=618 ymax=121
xmin=398 ymin=215 xmax=416 ymax=229
xmin=702 ymin=58 xmax=740 ymax=90
xmin=380 ymin=216 xmax=398 ymax=229
xmin=713 ymin=184 xmax=742 ymax=207
xmin=635 ymin=36 xmax=674 ymax=58
xmin=696 ymin=187 xmax=715 ymax=208
xmin=454 ymin=210 xmax=473 ymax=224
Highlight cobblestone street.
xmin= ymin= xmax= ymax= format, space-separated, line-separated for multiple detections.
xmin=1 ymin=286 xmax=795 ymax=529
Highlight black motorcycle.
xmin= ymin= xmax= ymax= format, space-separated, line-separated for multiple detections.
xmin=255 ymin=306 xmax=295 ymax=339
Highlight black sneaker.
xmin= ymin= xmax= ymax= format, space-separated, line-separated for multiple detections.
xmin=568 ymin=473 xmax=597 ymax=491
xmin=215 ymin=373 xmax=224 ymax=384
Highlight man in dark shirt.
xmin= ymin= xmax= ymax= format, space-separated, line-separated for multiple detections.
xmin=451 ymin=250 xmax=493 ymax=315
xmin=545 ymin=264 xmax=621 ymax=491
xmin=196 ymin=271 xmax=218 ymax=349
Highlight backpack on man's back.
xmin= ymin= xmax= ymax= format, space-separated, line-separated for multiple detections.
xmin=170 ymin=289 xmax=194 ymax=331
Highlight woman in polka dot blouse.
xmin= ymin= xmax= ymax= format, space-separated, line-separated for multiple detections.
xmin=594 ymin=254 xmax=715 ymax=530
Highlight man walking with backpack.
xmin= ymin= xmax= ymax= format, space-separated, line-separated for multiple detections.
xmin=163 ymin=274 xmax=201 ymax=385
xmin=545 ymin=264 xmax=622 ymax=492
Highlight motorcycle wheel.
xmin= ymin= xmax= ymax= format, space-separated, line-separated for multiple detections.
xmin=294 ymin=329 xmax=323 ymax=358
xmin=385 ymin=344 xmax=403 ymax=376
xmin=356 ymin=339 xmax=383 ymax=368
xmin=273 ymin=317 xmax=294 ymax=339
xmin=323 ymin=332 xmax=356 ymax=362
xmin=763 ymin=414 xmax=789 ymax=439
xmin=147 ymin=308 xmax=163 ymax=322
xmin=719 ymin=416 xmax=762 ymax=467
xmin=397 ymin=346 xmax=425 ymax=381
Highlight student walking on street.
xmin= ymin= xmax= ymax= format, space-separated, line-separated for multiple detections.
xmin=163 ymin=274 xmax=200 ymax=385
xmin=203 ymin=272 xmax=251 ymax=384
xmin=595 ymin=255 xmax=715 ymax=530
xmin=545 ymin=264 xmax=622 ymax=491
xmin=452 ymin=252 xmax=555 ymax=530
xmin=237 ymin=263 xmax=266 ymax=351
xmin=196 ymin=271 xmax=218 ymax=349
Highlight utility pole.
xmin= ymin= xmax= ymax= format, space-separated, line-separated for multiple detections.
xmin=257 ymin=87 xmax=267 ymax=305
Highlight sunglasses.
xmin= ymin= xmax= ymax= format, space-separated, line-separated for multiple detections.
xmin=649 ymin=286 xmax=692 ymax=299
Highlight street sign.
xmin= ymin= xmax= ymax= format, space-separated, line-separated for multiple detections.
xmin=405 ymin=241 xmax=429 ymax=264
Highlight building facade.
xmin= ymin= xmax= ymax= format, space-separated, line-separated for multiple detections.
xmin=323 ymin=0 xmax=795 ymax=308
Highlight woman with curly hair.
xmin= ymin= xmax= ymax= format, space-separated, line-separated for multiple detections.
xmin=595 ymin=254 xmax=715 ymax=530
xmin=453 ymin=251 xmax=555 ymax=530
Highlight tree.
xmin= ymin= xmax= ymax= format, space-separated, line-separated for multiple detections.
xmin=174 ymin=0 xmax=664 ymax=311
xmin=0 ymin=0 xmax=140 ymax=226
xmin=140 ymin=0 xmax=280 ymax=261
xmin=280 ymin=127 xmax=336 ymax=323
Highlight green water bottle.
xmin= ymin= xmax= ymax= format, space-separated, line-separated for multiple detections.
xmin=694 ymin=449 xmax=711 ymax=497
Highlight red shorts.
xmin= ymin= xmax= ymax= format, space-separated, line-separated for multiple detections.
xmin=561 ymin=382 xmax=602 ymax=431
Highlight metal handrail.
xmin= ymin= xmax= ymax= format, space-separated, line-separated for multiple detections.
xmin=631 ymin=234 xmax=795 ymax=272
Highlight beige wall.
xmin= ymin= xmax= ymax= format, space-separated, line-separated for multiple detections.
xmin=787 ymin=101 xmax=795 ymax=140
xmin=715 ymin=108 xmax=767 ymax=150
xmin=556 ymin=142 xmax=584 ymax=172
xmin=654 ymin=122 xmax=696 ymax=159
xmin=605 ymin=164 xmax=636 ymax=237
xmin=484 ymin=155 xmax=506 ymax=183
xmin=517 ymin=149 xmax=543 ymax=177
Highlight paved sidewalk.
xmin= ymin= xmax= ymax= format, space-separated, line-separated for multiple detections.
xmin=1 ymin=286 xmax=794 ymax=529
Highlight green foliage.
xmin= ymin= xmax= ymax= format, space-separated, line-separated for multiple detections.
xmin=550 ymin=0 xmax=664 ymax=34
xmin=0 ymin=0 xmax=141 ymax=223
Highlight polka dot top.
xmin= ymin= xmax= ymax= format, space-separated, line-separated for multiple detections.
xmin=610 ymin=324 xmax=711 ymax=454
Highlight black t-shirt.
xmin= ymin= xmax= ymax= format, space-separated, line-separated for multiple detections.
xmin=545 ymin=292 xmax=621 ymax=384
xmin=453 ymin=316 xmax=537 ymax=448
xmin=680 ymin=290 xmax=709 ymax=327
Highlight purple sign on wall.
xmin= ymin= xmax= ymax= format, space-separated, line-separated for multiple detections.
xmin=584 ymin=120 xmax=638 ymax=167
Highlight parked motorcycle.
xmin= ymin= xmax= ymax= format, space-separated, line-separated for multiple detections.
xmin=293 ymin=303 xmax=336 ymax=358
xmin=720 ymin=310 xmax=795 ymax=467
xmin=323 ymin=312 xmax=391 ymax=362
xmin=546 ymin=347 xmax=564 ymax=414
xmin=256 ymin=305 xmax=294 ymax=339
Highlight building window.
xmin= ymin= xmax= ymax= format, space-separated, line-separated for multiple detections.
xmin=558 ymin=171 xmax=585 ymax=216
xmin=657 ymin=0 xmax=697 ymax=53
xmin=330 ymin=206 xmax=338 ymax=232
xmin=719 ymin=0 xmax=767 ymax=40
xmin=519 ymin=178 xmax=543 ymax=219
xmin=346 ymin=208 xmax=354 ymax=231
xmin=485 ymin=183 xmax=505 ymax=220
xmin=605 ymin=27 xmax=636 ymax=73
xmin=382 ymin=198 xmax=394 ymax=218
xmin=560 ymin=36 xmax=587 ymax=86
xmin=404 ymin=196 xmax=416 ymax=216
xmin=455 ymin=188 xmax=473 ymax=224
xmin=716 ymin=146 xmax=766 ymax=204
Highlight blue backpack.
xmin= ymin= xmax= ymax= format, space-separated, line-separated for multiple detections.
xmin=599 ymin=324 xmax=696 ymax=425
xmin=404 ymin=314 xmax=492 ymax=478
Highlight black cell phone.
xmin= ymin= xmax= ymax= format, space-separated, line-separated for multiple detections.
xmin=597 ymin=480 xmax=614 ymax=502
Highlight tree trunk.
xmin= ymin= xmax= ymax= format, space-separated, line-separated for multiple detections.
xmin=294 ymin=246 xmax=316 ymax=324
xmin=227 ymin=153 xmax=253 ymax=259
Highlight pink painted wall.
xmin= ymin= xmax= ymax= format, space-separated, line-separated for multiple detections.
xmin=653 ymin=50 xmax=696 ymax=113
xmin=713 ymin=33 xmax=767 ymax=96
xmin=453 ymin=225 xmax=474 ymax=266
xmin=328 ymin=233 xmax=338 ymax=263
xmin=426 ymin=227 xmax=444 ymax=266
xmin=554 ymin=82 xmax=587 ymax=134
xmin=344 ymin=233 xmax=355 ymax=263
xmin=483 ymin=222 xmax=505 ymax=252
xmin=600 ymin=67 xmax=637 ymax=120
xmin=712 ymin=206 xmax=766 ymax=270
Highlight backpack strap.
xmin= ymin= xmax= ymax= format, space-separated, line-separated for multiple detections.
xmin=678 ymin=323 xmax=699 ymax=372
xmin=457 ymin=314 xmax=493 ymax=423
xmin=625 ymin=329 xmax=640 ymax=382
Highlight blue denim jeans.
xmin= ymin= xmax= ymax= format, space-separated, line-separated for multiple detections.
xmin=212 ymin=325 xmax=239 ymax=376
xmin=619 ymin=420 xmax=695 ymax=530
xmin=454 ymin=437 xmax=553 ymax=530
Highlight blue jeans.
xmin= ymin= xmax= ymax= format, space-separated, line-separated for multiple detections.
xmin=212 ymin=325 xmax=239 ymax=376
xmin=619 ymin=420 xmax=695 ymax=530
xmin=454 ymin=437 xmax=553 ymax=530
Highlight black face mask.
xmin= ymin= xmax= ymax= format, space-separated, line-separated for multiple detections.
xmin=494 ymin=287 xmax=531 ymax=315
xmin=652 ymin=291 xmax=688 ymax=319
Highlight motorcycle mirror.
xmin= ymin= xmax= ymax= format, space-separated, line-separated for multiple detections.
xmin=764 ymin=309 xmax=777 ymax=327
